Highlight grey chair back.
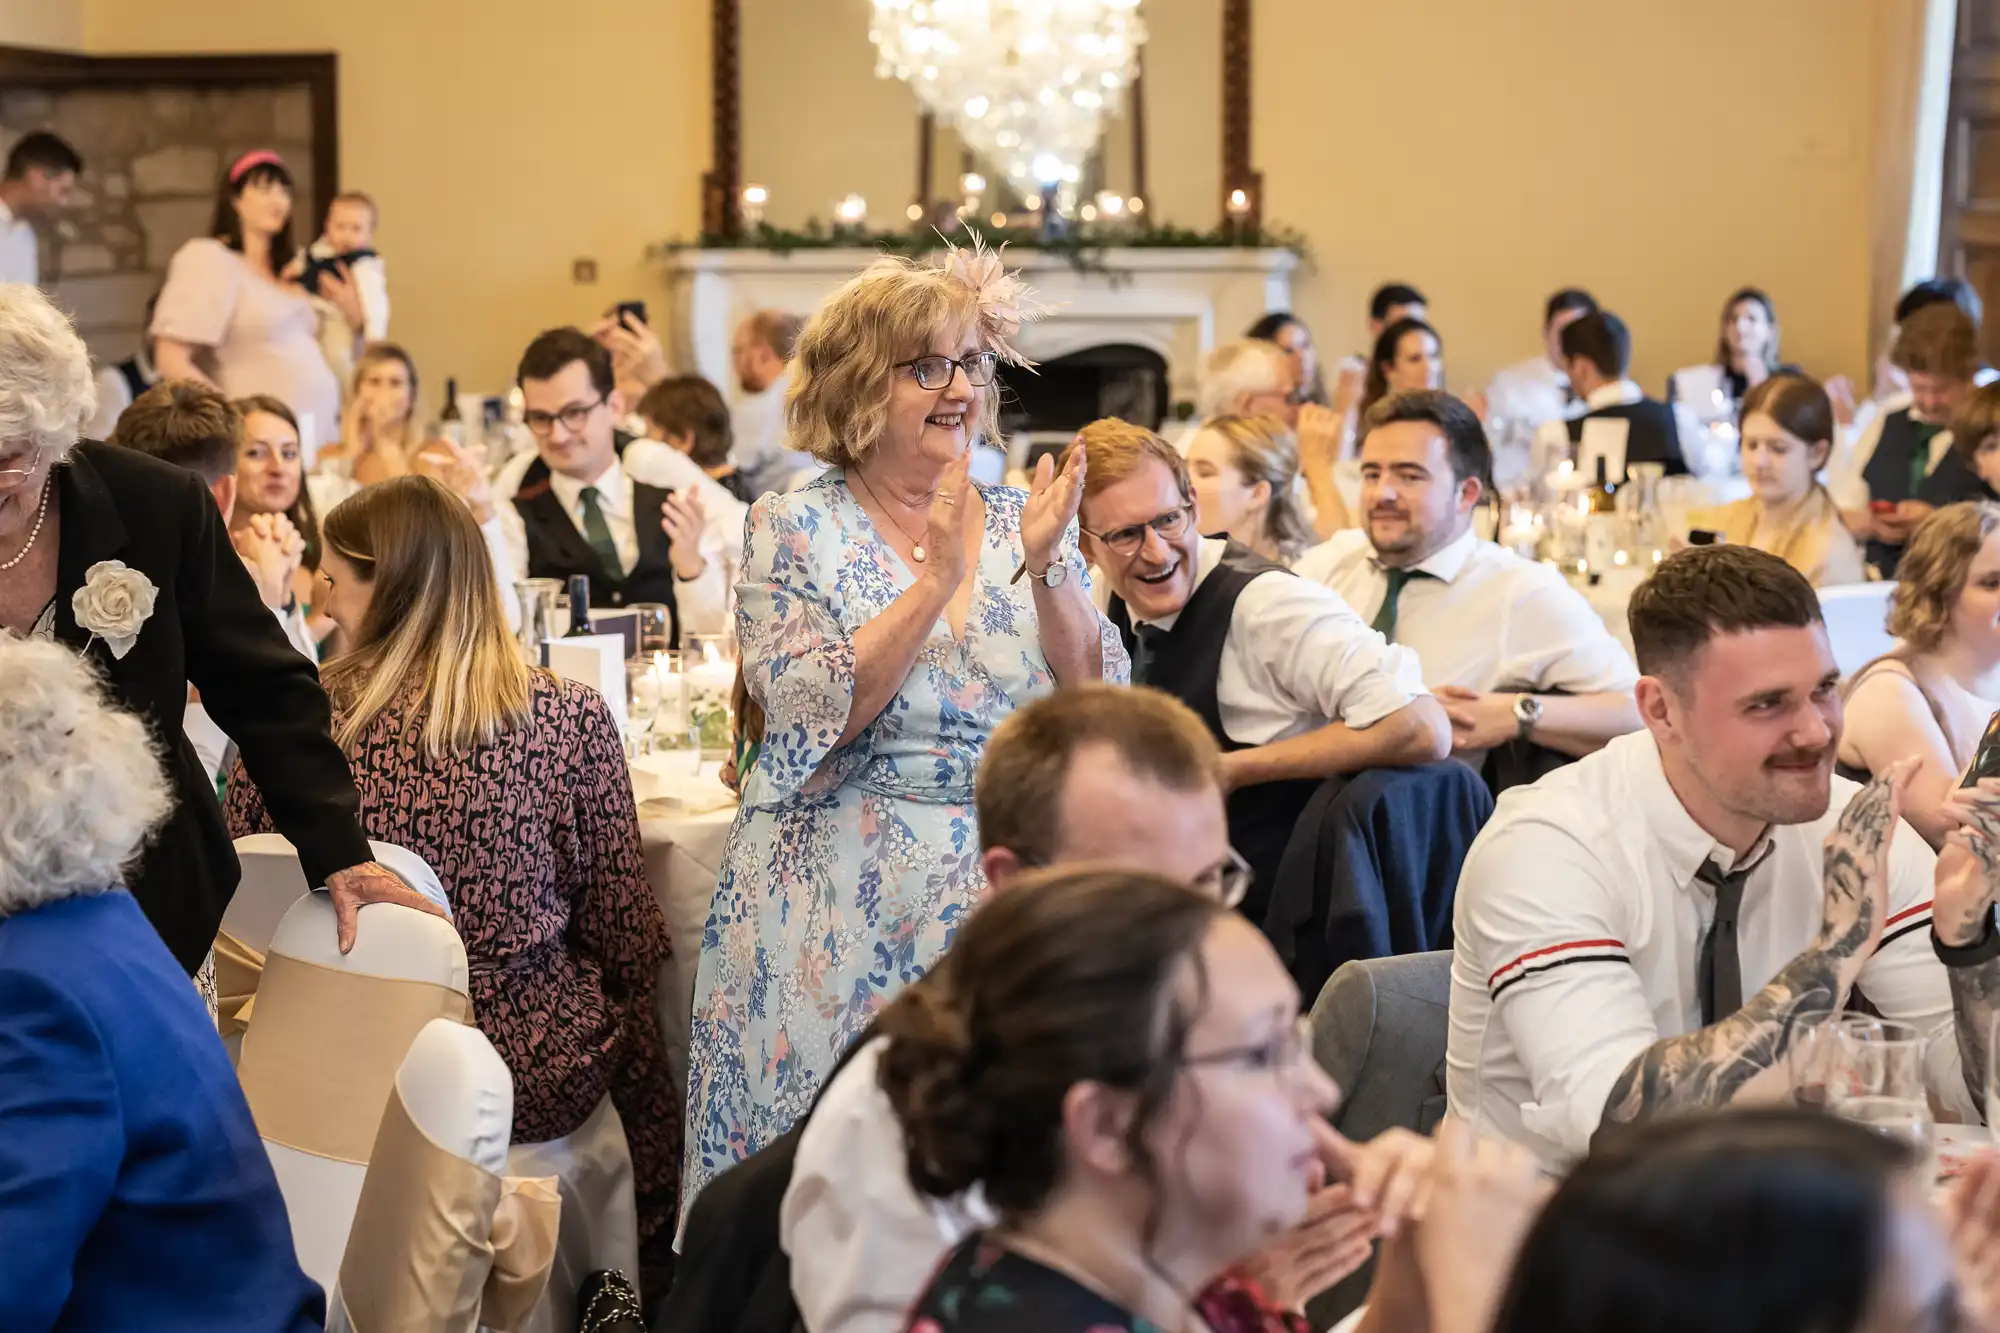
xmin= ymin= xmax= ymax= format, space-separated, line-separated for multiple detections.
xmin=1309 ymin=950 xmax=1452 ymax=1141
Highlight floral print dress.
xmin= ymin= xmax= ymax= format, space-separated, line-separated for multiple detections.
xmin=680 ymin=472 xmax=1128 ymax=1213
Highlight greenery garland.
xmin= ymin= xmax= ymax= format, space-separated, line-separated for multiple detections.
xmin=648 ymin=217 xmax=1312 ymax=278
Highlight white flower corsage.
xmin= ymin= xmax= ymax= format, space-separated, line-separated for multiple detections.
xmin=72 ymin=560 xmax=157 ymax=660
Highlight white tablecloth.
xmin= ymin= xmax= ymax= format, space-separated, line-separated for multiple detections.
xmin=629 ymin=756 xmax=737 ymax=1098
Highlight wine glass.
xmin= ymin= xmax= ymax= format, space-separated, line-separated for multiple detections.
xmin=1837 ymin=1094 xmax=1937 ymax=1169
xmin=1788 ymin=1012 xmax=1879 ymax=1110
xmin=1828 ymin=1018 xmax=1927 ymax=1104
xmin=629 ymin=603 xmax=673 ymax=658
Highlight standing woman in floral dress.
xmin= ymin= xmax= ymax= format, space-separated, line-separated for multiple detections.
xmin=681 ymin=244 xmax=1129 ymax=1214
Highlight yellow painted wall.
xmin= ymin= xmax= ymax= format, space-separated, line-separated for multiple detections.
xmin=82 ymin=0 xmax=709 ymax=394
xmin=1255 ymin=0 xmax=1883 ymax=391
xmin=0 ymin=0 xmax=85 ymax=50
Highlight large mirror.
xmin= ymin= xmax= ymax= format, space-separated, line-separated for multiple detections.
xmin=736 ymin=0 xmax=1229 ymax=234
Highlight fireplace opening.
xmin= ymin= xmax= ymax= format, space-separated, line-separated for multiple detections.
xmin=997 ymin=342 xmax=1171 ymax=440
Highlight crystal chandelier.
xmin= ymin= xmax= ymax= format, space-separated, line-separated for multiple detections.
xmin=870 ymin=0 xmax=1146 ymax=201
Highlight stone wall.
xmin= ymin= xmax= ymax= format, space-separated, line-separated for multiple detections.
xmin=0 ymin=84 xmax=314 ymax=364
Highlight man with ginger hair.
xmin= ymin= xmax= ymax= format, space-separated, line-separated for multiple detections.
xmin=1069 ymin=417 xmax=1450 ymax=921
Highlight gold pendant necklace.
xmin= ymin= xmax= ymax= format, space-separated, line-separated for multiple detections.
xmin=851 ymin=468 xmax=930 ymax=563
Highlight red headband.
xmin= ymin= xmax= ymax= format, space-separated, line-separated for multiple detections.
xmin=228 ymin=149 xmax=285 ymax=185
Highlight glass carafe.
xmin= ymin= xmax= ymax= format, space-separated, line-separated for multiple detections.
xmin=1619 ymin=461 xmax=1666 ymax=558
xmin=515 ymin=578 xmax=566 ymax=664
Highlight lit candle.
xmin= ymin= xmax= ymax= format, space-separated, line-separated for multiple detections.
xmin=1227 ymin=187 xmax=1251 ymax=217
xmin=834 ymin=193 xmax=868 ymax=226
xmin=741 ymin=184 xmax=768 ymax=228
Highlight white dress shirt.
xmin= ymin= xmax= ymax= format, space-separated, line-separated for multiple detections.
xmin=782 ymin=1039 xmax=994 ymax=1333
xmin=1106 ymin=537 xmax=1429 ymax=743
xmin=493 ymin=439 xmax=744 ymax=636
xmin=1485 ymin=355 xmax=1575 ymax=431
xmin=1445 ymin=729 xmax=1960 ymax=1170
xmin=730 ymin=371 xmax=817 ymax=496
xmin=0 ymin=198 xmax=37 ymax=287
xmin=1295 ymin=528 xmax=1638 ymax=698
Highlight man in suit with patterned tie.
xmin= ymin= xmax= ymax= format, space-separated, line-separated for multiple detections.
xmin=495 ymin=328 xmax=736 ymax=640
xmin=1071 ymin=417 xmax=1450 ymax=921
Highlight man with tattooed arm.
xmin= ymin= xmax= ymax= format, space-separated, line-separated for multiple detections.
xmin=1444 ymin=544 xmax=2000 ymax=1168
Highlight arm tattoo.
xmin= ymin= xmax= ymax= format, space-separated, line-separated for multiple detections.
xmin=1598 ymin=771 xmax=1897 ymax=1129
xmin=1950 ymin=958 xmax=2000 ymax=1112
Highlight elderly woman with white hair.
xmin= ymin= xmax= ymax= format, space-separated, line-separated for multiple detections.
xmin=680 ymin=243 xmax=1129 ymax=1214
xmin=0 ymin=637 xmax=324 ymax=1329
xmin=0 ymin=283 xmax=438 ymax=981
xmin=1192 ymin=337 xmax=1353 ymax=535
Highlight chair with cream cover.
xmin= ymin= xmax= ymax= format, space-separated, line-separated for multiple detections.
xmin=1819 ymin=581 xmax=1899 ymax=680
xmin=218 ymin=835 xmax=453 ymax=1054
xmin=506 ymin=1099 xmax=642 ymax=1331
xmin=326 ymin=1018 xmax=560 ymax=1333
xmin=236 ymin=890 xmax=471 ymax=1303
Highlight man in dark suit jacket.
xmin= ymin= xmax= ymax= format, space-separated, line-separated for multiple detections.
xmin=1562 ymin=309 xmax=1688 ymax=476
xmin=0 ymin=283 xmax=441 ymax=973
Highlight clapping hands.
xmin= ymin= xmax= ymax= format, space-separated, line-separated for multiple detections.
xmin=661 ymin=487 xmax=710 ymax=581
xmin=232 ymin=511 xmax=306 ymax=611
xmin=413 ymin=435 xmax=495 ymax=524
xmin=1018 ymin=439 xmax=1085 ymax=578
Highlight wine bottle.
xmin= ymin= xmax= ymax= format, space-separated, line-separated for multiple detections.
xmin=1963 ymin=709 xmax=2000 ymax=788
xmin=438 ymin=376 xmax=465 ymax=447
xmin=564 ymin=574 xmax=593 ymax=636
xmin=1582 ymin=455 xmax=1618 ymax=579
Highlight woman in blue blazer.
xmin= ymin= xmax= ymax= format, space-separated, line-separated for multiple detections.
xmin=0 ymin=636 xmax=323 ymax=1332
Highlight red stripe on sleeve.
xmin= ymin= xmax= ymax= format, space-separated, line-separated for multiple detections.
xmin=1488 ymin=937 xmax=1626 ymax=987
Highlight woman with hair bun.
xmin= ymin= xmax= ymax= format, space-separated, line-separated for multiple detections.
xmin=881 ymin=866 xmax=1338 ymax=1333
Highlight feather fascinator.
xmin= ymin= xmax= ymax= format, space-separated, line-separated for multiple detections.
xmin=938 ymin=233 xmax=1050 ymax=370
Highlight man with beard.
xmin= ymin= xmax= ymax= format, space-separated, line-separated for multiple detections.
xmin=1297 ymin=389 xmax=1639 ymax=771
xmin=1445 ymin=544 xmax=1998 ymax=1170
xmin=1071 ymin=418 xmax=1450 ymax=921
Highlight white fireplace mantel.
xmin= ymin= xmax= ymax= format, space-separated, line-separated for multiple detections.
xmin=660 ymin=245 xmax=1299 ymax=412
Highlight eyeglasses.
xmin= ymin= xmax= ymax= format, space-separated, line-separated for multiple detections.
xmin=1191 ymin=846 xmax=1253 ymax=908
xmin=0 ymin=443 xmax=41 ymax=482
xmin=1084 ymin=503 xmax=1194 ymax=558
xmin=1183 ymin=1014 xmax=1315 ymax=1076
xmin=523 ymin=396 xmax=606 ymax=437
xmin=897 ymin=351 xmax=1000 ymax=391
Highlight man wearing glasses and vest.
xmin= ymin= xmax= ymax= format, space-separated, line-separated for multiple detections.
xmin=1070 ymin=417 xmax=1450 ymax=921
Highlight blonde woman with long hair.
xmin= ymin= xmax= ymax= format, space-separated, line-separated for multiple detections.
xmin=1185 ymin=413 xmax=1322 ymax=565
xmin=222 ymin=475 xmax=681 ymax=1294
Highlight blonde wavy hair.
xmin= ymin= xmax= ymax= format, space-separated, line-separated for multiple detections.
xmin=788 ymin=255 xmax=1010 ymax=467
xmin=0 ymin=283 xmax=96 ymax=461
xmin=0 ymin=638 xmax=169 ymax=913
xmin=1190 ymin=414 xmax=1315 ymax=561
xmin=319 ymin=475 xmax=533 ymax=757
xmin=1888 ymin=501 xmax=2000 ymax=652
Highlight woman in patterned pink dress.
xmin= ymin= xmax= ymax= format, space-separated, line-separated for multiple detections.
xmin=223 ymin=475 xmax=679 ymax=1295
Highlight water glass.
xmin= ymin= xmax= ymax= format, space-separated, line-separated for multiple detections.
xmin=624 ymin=658 xmax=661 ymax=757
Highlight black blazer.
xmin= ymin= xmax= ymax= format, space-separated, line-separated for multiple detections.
xmin=52 ymin=442 xmax=371 ymax=973
xmin=511 ymin=438 xmax=682 ymax=632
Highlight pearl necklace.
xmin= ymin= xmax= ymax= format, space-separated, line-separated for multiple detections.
xmin=0 ymin=477 xmax=51 ymax=572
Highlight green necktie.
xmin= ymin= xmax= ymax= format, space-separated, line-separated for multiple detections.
xmin=1370 ymin=567 xmax=1433 ymax=642
xmin=577 ymin=485 xmax=624 ymax=580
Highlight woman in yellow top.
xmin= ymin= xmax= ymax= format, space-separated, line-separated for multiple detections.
xmin=1687 ymin=372 xmax=1865 ymax=586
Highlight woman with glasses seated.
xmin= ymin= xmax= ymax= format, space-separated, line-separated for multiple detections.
xmin=680 ymin=245 xmax=1130 ymax=1218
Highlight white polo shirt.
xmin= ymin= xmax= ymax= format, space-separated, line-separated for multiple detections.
xmin=1294 ymin=528 xmax=1638 ymax=698
xmin=1445 ymin=729 xmax=1957 ymax=1170
xmin=0 ymin=199 xmax=36 ymax=287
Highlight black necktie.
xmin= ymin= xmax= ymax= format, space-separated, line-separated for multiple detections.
xmin=1369 ymin=567 xmax=1434 ymax=643
xmin=1131 ymin=623 xmax=1170 ymax=686
xmin=1695 ymin=845 xmax=1773 ymax=1024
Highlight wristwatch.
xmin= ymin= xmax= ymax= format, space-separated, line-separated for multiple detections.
xmin=1011 ymin=560 xmax=1068 ymax=589
xmin=1512 ymin=694 xmax=1543 ymax=742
